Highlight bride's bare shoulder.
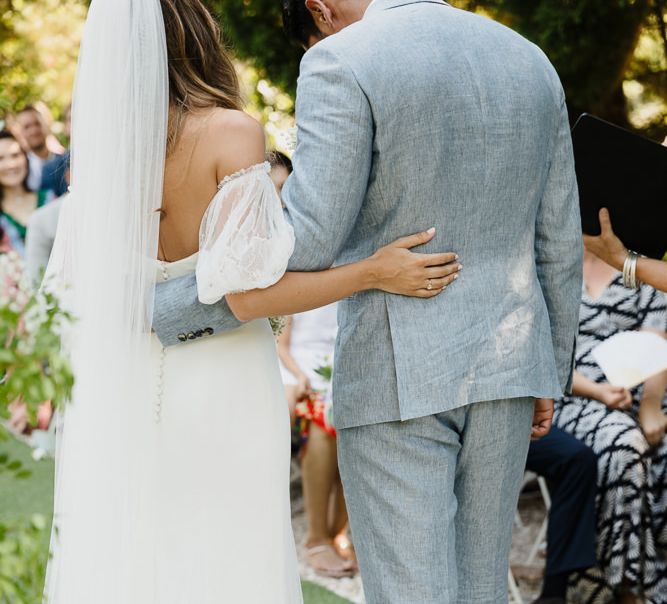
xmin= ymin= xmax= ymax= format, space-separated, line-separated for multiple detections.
xmin=200 ymin=108 xmax=266 ymax=181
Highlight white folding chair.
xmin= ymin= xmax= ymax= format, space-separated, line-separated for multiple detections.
xmin=526 ymin=476 xmax=551 ymax=565
xmin=508 ymin=568 xmax=524 ymax=604
xmin=509 ymin=471 xmax=552 ymax=602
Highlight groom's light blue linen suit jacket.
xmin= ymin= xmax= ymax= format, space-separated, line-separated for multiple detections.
xmin=153 ymin=0 xmax=583 ymax=430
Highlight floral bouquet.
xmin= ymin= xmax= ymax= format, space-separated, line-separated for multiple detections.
xmin=0 ymin=252 xmax=74 ymax=421
xmin=295 ymin=360 xmax=336 ymax=442
xmin=0 ymin=252 xmax=68 ymax=603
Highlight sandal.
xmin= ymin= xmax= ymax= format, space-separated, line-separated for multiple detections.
xmin=305 ymin=544 xmax=357 ymax=579
xmin=334 ymin=533 xmax=358 ymax=567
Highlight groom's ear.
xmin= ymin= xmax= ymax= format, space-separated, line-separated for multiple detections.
xmin=305 ymin=0 xmax=337 ymax=36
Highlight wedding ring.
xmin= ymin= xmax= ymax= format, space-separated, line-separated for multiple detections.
xmin=427 ymin=279 xmax=433 ymax=291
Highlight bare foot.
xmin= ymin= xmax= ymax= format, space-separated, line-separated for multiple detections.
xmin=305 ymin=543 xmax=356 ymax=579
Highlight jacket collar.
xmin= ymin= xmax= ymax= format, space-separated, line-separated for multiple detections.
xmin=364 ymin=0 xmax=450 ymax=19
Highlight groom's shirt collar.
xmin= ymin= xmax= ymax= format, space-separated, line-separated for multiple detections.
xmin=364 ymin=0 xmax=380 ymax=16
xmin=364 ymin=0 xmax=449 ymax=18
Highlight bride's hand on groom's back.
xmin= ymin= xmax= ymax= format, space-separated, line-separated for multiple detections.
xmin=366 ymin=228 xmax=462 ymax=298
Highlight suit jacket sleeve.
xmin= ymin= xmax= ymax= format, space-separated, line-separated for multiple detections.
xmin=153 ymin=44 xmax=373 ymax=346
xmin=283 ymin=42 xmax=373 ymax=271
xmin=535 ymin=89 xmax=583 ymax=394
xmin=152 ymin=273 xmax=243 ymax=347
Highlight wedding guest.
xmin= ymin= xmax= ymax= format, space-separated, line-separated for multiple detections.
xmin=25 ymin=155 xmax=70 ymax=283
xmin=585 ymin=207 xmax=667 ymax=293
xmin=41 ymin=105 xmax=71 ymax=199
xmin=277 ymin=304 xmax=356 ymax=578
xmin=272 ymin=150 xmax=356 ymax=578
xmin=269 ymin=151 xmax=292 ymax=197
xmin=33 ymin=101 xmax=66 ymax=156
xmin=584 ymin=137 xmax=667 ymax=292
xmin=554 ymin=247 xmax=667 ymax=604
xmin=525 ymin=428 xmax=597 ymax=604
xmin=0 ymin=229 xmax=11 ymax=253
xmin=13 ymin=105 xmax=62 ymax=192
xmin=40 ymin=150 xmax=71 ymax=201
xmin=0 ymin=130 xmax=46 ymax=255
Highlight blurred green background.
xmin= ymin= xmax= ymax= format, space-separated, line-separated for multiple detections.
xmin=1 ymin=0 xmax=667 ymax=143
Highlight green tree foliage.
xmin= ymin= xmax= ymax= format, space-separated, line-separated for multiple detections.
xmin=3 ymin=0 xmax=665 ymax=132
xmin=214 ymin=0 xmax=667 ymax=131
xmin=625 ymin=6 xmax=667 ymax=136
xmin=0 ymin=514 xmax=49 ymax=603
xmin=212 ymin=0 xmax=304 ymax=95
xmin=0 ymin=0 xmax=86 ymax=120
xmin=476 ymin=0 xmax=653 ymax=124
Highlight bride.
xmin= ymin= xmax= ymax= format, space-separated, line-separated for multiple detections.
xmin=43 ymin=0 xmax=461 ymax=602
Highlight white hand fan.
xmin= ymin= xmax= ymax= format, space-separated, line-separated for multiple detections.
xmin=591 ymin=331 xmax=667 ymax=389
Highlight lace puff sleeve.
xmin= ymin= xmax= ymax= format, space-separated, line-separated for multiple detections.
xmin=196 ymin=162 xmax=295 ymax=304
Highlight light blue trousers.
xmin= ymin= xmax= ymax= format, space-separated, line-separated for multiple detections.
xmin=337 ymin=397 xmax=534 ymax=604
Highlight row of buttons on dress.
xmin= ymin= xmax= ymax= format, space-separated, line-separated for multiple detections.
xmin=157 ymin=262 xmax=170 ymax=423
xmin=177 ymin=327 xmax=215 ymax=342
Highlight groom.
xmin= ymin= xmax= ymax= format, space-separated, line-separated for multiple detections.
xmin=153 ymin=1 xmax=583 ymax=601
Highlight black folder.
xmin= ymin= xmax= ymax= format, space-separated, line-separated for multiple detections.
xmin=571 ymin=114 xmax=667 ymax=259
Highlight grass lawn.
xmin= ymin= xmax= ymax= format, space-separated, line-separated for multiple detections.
xmin=0 ymin=436 xmax=351 ymax=604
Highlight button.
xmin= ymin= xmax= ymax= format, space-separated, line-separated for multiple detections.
xmin=204 ymin=327 xmax=214 ymax=336
xmin=187 ymin=332 xmax=196 ymax=340
xmin=177 ymin=333 xmax=187 ymax=342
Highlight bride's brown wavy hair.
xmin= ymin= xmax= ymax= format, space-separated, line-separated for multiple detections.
xmin=160 ymin=0 xmax=242 ymax=153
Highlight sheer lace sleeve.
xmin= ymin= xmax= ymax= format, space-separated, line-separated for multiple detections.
xmin=196 ymin=162 xmax=295 ymax=304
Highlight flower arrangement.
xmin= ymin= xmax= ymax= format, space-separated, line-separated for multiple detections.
xmin=0 ymin=251 xmax=73 ymax=420
xmin=0 ymin=252 xmax=73 ymax=601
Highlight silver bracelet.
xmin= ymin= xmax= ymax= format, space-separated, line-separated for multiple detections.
xmin=622 ymin=250 xmax=641 ymax=289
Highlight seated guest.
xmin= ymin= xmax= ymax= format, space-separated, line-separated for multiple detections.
xmin=12 ymin=105 xmax=62 ymax=192
xmin=0 ymin=130 xmax=46 ymax=255
xmin=277 ymin=304 xmax=356 ymax=579
xmin=554 ymin=247 xmax=667 ymax=604
xmin=526 ymin=428 xmax=598 ymax=604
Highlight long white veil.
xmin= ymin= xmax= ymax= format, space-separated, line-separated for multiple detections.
xmin=44 ymin=0 xmax=168 ymax=601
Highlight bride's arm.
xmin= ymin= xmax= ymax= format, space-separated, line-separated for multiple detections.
xmin=226 ymin=230 xmax=460 ymax=321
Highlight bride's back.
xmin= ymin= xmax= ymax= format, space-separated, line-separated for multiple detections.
xmin=157 ymin=0 xmax=264 ymax=262
xmin=158 ymin=108 xmax=265 ymax=262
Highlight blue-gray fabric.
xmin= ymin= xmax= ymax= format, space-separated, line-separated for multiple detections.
xmin=153 ymin=0 xmax=582 ymax=430
xmin=338 ymin=397 xmax=535 ymax=603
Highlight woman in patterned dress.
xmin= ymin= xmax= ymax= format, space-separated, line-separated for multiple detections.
xmin=554 ymin=249 xmax=667 ymax=604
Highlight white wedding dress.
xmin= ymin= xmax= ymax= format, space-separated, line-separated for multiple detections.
xmin=151 ymin=164 xmax=301 ymax=603
xmin=46 ymin=163 xmax=303 ymax=603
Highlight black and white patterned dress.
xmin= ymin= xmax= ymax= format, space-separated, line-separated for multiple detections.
xmin=554 ymin=275 xmax=667 ymax=604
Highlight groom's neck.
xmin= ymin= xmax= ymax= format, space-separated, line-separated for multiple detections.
xmin=337 ymin=0 xmax=373 ymax=26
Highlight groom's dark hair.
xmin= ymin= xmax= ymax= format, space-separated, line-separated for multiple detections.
xmin=282 ymin=0 xmax=321 ymax=49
